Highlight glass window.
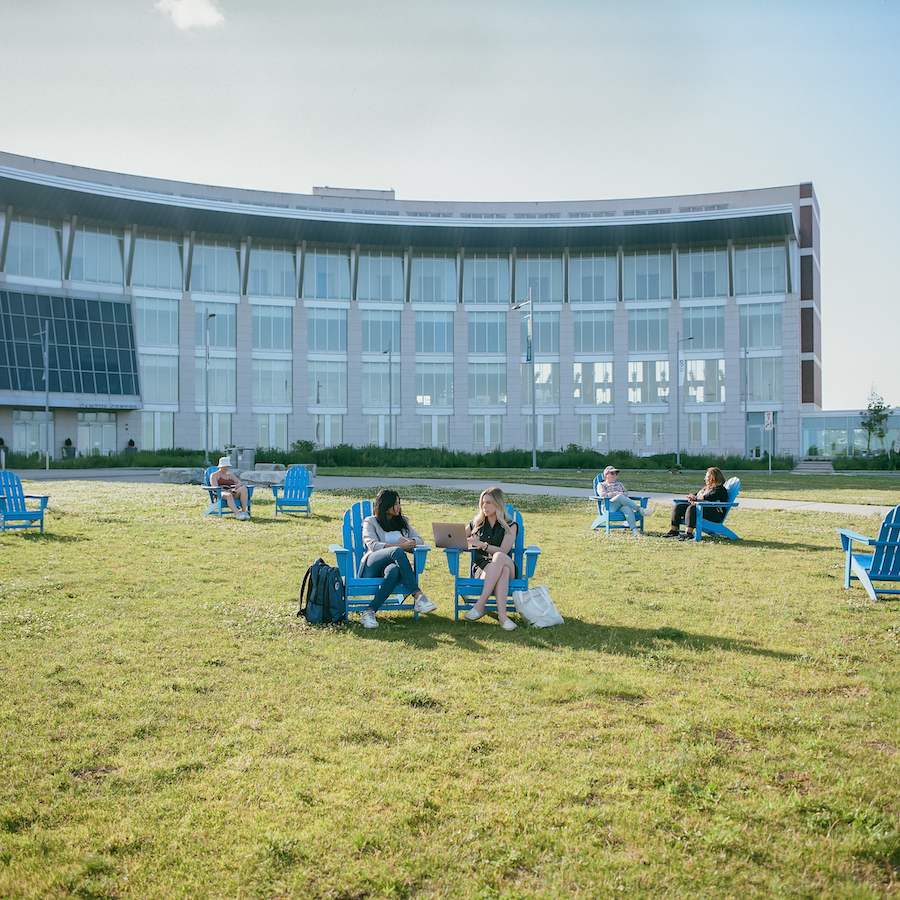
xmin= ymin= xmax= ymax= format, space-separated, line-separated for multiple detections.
xmin=361 ymin=361 xmax=400 ymax=407
xmin=689 ymin=412 xmax=720 ymax=445
xmin=416 ymin=363 xmax=453 ymax=406
xmin=623 ymin=251 xmax=672 ymax=302
xmin=684 ymin=358 xmax=726 ymax=403
xmin=314 ymin=414 xmax=343 ymax=446
xmin=5 ymin=216 xmax=62 ymax=280
xmin=302 ymin=249 xmax=351 ymax=300
xmin=253 ymin=305 xmax=292 ymax=351
xmin=195 ymin=301 xmax=237 ymax=349
xmin=366 ymin=415 xmax=397 ymax=447
xmin=257 ymin=413 xmax=288 ymax=451
xmin=682 ymin=306 xmax=724 ymax=350
xmin=139 ymin=353 xmax=178 ymax=403
xmin=521 ymin=362 xmax=559 ymax=406
xmin=628 ymin=360 xmax=669 ymax=404
xmin=469 ymin=363 xmax=507 ymax=406
xmin=734 ymin=244 xmax=787 ymax=296
xmin=420 ymin=415 xmax=449 ymax=447
xmin=515 ymin=254 xmax=563 ymax=303
xmin=574 ymin=362 xmax=613 ymax=405
xmin=307 ymin=307 xmax=346 ymax=352
xmin=573 ymin=310 xmax=614 ymax=353
xmin=522 ymin=311 xmax=559 ymax=354
xmin=309 ymin=360 xmax=347 ymax=406
xmin=415 ymin=311 xmax=453 ymax=353
xmin=132 ymin=232 xmax=183 ymax=290
xmin=357 ymin=252 xmax=404 ymax=302
xmin=135 ymin=296 xmax=179 ymax=347
xmin=579 ymin=413 xmax=610 ymax=445
xmin=633 ymin=413 xmax=665 ymax=445
xmin=463 ymin=254 xmax=509 ymax=304
xmin=13 ymin=409 xmax=55 ymax=456
xmin=191 ymin=241 xmax=240 ymax=295
xmin=474 ymin=414 xmax=502 ymax=447
xmin=142 ymin=411 xmax=175 ymax=451
xmin=410 ymin=254 xmax=457 ymax=303
xmin=740 ymin=303 xmax=782 ymax=350
xmin=195 ymin=356 xmax=236 ymax=405
xmin=252 ymin=358 xmax=292 ymax=406
xmin=469 ymin=311 xmax=506 ymax=354
xmin=71 ymin=225 xmax=124 ymax=286
xmin=361 ymin=310 xmax=400 ymax=352
xmin=740 ymin=357 xmax=782 ymax=403
xmin=677 ymin=248 xmax=727 ymax=299
xmin=248 ymin=244 xmax=295 ymax=298
xmin=77 ymin=411 xmax=117 ymax=456
xmin=525 ymin=414 xmax=556 ymax=447
xmin=0 ymin=290 xmax=139 ymax=396
xmin=568 ymin=254 xmax=617 ymax=302
xmin=628 ymin=308 xmax=668 ymax=352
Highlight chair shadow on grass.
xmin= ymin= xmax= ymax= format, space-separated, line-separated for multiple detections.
xmin=636 ymin=530 xmax=827 ymax=552
xmin=355 ymin=614 xmax=799 ymax=662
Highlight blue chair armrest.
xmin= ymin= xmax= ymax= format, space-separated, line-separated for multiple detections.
xmin=412 ymin=545 xmax=430 ymax=575
xmin=271 ymin=485 xmax=284 ymax=498
xmin=442 ymin=548 xmax=464 ymax=577
xmin=24 ymin=495 xmax=50 ymax=510
xmin=523 ymin=545 xmax=541 ymax=579
xmin=837 ymin=529 xmax=875 ymax=549
xmin=329 ymin=545 xmax=352 ymax=578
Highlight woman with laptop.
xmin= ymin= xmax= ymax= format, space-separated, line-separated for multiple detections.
xmin=463 ymin=487 xmax=518 ymax=631
xmin=358 ymin=488 xmax=437 ymax=629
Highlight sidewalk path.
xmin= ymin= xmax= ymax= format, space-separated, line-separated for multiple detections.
xmin=12 ymin=468 xmax=892 ymax=517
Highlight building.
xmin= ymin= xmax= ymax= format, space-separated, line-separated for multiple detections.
xmin=0 ymin=151 xmax=824 ymax=459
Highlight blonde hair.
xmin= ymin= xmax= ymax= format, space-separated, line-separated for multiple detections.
xmin=706 ymin=466 xmax=725 ymax=487
xmin=472 ymin=487 xmax=513 ymax=535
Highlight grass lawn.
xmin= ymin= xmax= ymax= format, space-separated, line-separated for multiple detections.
xmin=1 ymin=480 xmax=899 ymax=899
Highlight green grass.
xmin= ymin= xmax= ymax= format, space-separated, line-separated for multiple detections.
xmin=2 ymin=481 xmax=899 ymax=899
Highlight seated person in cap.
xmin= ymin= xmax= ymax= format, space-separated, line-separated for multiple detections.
xmin=597 ymin=465 xmax=653 ymax=535
xmin=209 ymin=457 xmax=251 ymax=519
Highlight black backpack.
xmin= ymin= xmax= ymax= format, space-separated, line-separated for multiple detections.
xmin=298 ymin=558 xmax=346 ymax=624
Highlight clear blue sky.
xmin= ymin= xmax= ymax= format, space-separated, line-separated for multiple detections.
xmin=1 ymin=0 xmax=896 ymax=412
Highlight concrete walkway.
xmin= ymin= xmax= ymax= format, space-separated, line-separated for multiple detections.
xmin=9 ymin=468 xmax=894 ymax=517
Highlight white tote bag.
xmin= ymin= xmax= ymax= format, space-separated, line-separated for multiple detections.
xmin=512 ymin=584 xmax=564 ymax=628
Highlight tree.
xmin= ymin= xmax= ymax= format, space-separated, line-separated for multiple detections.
xmin=859 ymin=389 xmax=892 ymax=455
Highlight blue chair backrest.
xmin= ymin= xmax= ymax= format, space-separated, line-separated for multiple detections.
xmin=724 ymin=477 xmax=741 ymax=509
xmin=283 ymin=465 xmax=310 ymax=496
xmin=872 ymin=505 xmax=900 ymax=578
xmin=0 ymin=471 xmax=26 ymax=511
xmin=341 ymin=501 xmax=374 ymax=574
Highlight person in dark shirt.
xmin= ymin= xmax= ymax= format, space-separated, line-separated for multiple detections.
xmin=663 ymin=466 xmax=729 ymax=541
xmin=463 ymin=487 xmax=519 ymax=631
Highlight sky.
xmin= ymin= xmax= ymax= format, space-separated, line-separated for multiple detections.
xmin=0 ymin=0 xmax=897 ymax=412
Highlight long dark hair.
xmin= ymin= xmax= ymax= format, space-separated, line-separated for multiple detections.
xmin=374 ymin=488 xmax=410 ymax=536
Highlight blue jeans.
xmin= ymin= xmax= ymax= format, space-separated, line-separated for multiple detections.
xmin=359 ymin=547 xmax=418 ymax=611
xmin=608 ymin=494 xmax=642 ymax=529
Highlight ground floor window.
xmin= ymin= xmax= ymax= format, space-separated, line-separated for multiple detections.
xmin=257 ymin=413 xmax=288 ymax=451
xmin=473 ymin=414 xmax=502 ymax=448
xmin=366 ymin=414 xmax=397 ymax=447
xmin=13 ymin=409 xmax=54 ymax=457
xmin=142 ymin=411 xmax=174 ymax=450
xmin=420 ymin=415 xmax=449 ymax=447
xmin=203 ymin=412 xmax=231 ymax=454
xmin=77 ymin=412 xmax=117 ymax=456
xmin=634 ymin=413 xmax=665 ymax=447
xmin=579 ymin=413 xmax=610 ymax=446
xmin=688 ymin=412 xmax=720 ymax=446
xmin=747 ymin=412 xmax=776 ymax=459
xmin=315 ymin=414 xmax=342 ymax=447
xmin=525 ymin=414 xmax=556 ymax=448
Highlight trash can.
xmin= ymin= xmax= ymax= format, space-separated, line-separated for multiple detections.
xmin=227 ymin=447 xmax=256 ymax=470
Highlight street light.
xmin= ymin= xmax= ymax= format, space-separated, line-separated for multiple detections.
xmin=204 ymin=313 xmax=216 ymax=466
xmin=383 ymin=342 xmax=393 ymax=449
xmin=675 ymin=332 xmax=694 ymax=467
xmin=512 ymin=287 xmax=538 ymax=470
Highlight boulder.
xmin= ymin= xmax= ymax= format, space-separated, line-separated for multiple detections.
xmin=160 ymin=467 xmax=206 ymax=485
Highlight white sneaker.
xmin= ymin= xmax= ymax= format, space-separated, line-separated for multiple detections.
xmin=413 ymin=595 xmax=436 ymax=614
xmin=643 ymin=507 xmax=655 ymax=516
xmin=500 ymin=618 xmax=517 ymax=631
xmin=464 ymin=607 xmax=484 ymax=621
xmin=237 ymin=511 xmax=250 ymax=520
xmin=632 ymin=528 xmax=642 ymax=536
xmin=360 ymin=609 xmax=378 ymax=629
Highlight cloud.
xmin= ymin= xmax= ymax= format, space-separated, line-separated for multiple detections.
xmin=155 ymin=0 xmax=224 ymax=30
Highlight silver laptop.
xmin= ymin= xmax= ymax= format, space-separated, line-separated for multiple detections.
xmin=432 ymin=522 xmax=469 ymax=550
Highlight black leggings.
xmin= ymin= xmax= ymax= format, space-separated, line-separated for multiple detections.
xmin=671 ymin=501 xmax=725 ymax=530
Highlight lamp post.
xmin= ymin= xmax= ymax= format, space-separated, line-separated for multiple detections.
xmin=512 ymin=287 xmax=538 ymax=470
xmin=204 ymin=313 xmax=216 ymax=466
xmin=675 ymin=332 xmax=693 ymax=467
xmin=383 ymin=342 xmax=393 ymax=449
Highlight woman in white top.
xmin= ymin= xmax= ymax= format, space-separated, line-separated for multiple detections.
xmin=357 ymin=489 xmax=436 ymax=628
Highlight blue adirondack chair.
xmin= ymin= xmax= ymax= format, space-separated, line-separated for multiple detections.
xmin=590 ymin=474 xmax=650 ymax=532
xmin=0 ymin=471 xmax=49 ymax=533
xmin=271 ymin=465 xmax=314 ymax=517
xmin=203 ymin=466 xmax=254 ymax=517
xmin=838 ymin=504 xmax=900 ymax=601
xmin=329 ymin=501 xmax=430 ymax=619
xmin=443 ymin=504 xmax=541 ymax=620
xmin=672 ymin=476 xmax=741 ymax=542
